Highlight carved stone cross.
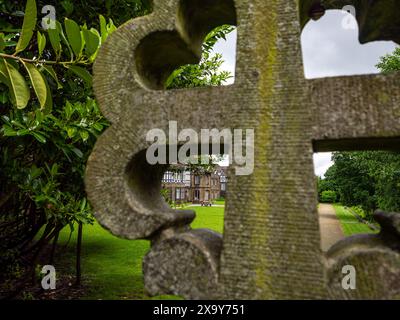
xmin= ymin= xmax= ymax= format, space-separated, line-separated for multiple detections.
xmin=86 ymin=0 xmax=400 ymax=299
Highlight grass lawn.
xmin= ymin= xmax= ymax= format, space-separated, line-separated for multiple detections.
xmin=191 ymin=205 xmax=224 ymax=232
xmin=41 ymin=202 xmax=380 ymax=299
xmin=213 ymin=200 xmax=226 ymax=206
xmin=333 ymin=204 xmax=379 ymax=237
xmin=54 ymin=203 xmax=225 ymax=300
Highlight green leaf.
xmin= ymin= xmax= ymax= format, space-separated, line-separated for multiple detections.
xmin=37 ymin=31 xmax=46 ymax=57
xmin=0 ymin=58 xmax=10 ymax=86
xmin=64 ymin=100 xmax=74 ymax=119
xmin=17 ymin=129 xmax=30 ymax=136
xmin=23 ymin=62 xmax=47 ymax=109
xmin=0 ymin=91 xmax=8 ymax=104
xmin=41 ymin=65 xmax=63 ymax=89
xmin=92 ymin=123 xmax=104 ymax=132
xmin=50 ymin=163 xmax=58 ymax=176
xmin=29 ymin=166 xmax=42 ymax=180
xmin=65 ymin=18 xmax=83 ymax=57
xmin=35 ymin=109 xmax=44 ymax=123
xmin=15 ymin=0 xmax=37 ymax=53
xmin=67 ymin=127 xmax=77 ymax=138
xmin=80 ymin=197 xmax=87 ymax=213
xmin=107 ymin=19 xmax=117 ymax=34
xmin=99 ymin=15 xmax=107 ymax=43
xmin=165 ymin=68 xmax=184 ymax=88
xmin=2 ymin=59 xmax=30 ymax=109
xmin=3 ymin=126 xmax=17 ymax=136
xmin=32 ymin=132 xmax=47 ymax=143
xmin=67 ymin=65 xmax=92 ymax=86
xmin=56 ymin=21 xmax=74 ymax=60
xmin=42 ymin=74 xmax=53 ymax=113
xmin=82 ymin=29 xmax=100 ymax=58
xmin=0 ymin=33 xmax=5 ymax=52
xmin=71 ymin=147 xmax=83 ymax=158
xmin=48 ymin=25 xmax=61 ymax=58
xmin=80 ymin=130 xmax=89 ymax=142
xmin=10 ymin=120 xmax=24 ymax=129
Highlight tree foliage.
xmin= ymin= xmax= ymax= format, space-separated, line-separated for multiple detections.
xmin=166 ymin=25 xmax=234 ymax=89
xmin=0 ymin=0 xmax=152 ymax=30
xmin=320 ymin=190 xmax=337 ymax=203
xmin=0 ymin=0 xmax=149 ymax=293
xmin=318 ymin=152 xmax=400 ymax=219
xmin=376 ymin=46 xmax=400 ymax=74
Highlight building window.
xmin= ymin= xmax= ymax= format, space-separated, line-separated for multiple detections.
xmin=163 ymin=171 xmax=174 ymax=182
xmin=162 ymin=172 xmax=169 ymax=182
xmin=195 ymin=176 xmax=200 ymax=185
xmin=194 ymin=189 xmax=200 ymax=200
xmin=221 ymin=183 xmax=226 ymax=191
xmin=173 ymin=172 xmax=184 ymax=183
xmin=184 ymin=172 xmax=191 ymax=186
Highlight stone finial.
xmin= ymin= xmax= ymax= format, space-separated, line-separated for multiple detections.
xmin=87 ymin=0 xmax=400 ymax=299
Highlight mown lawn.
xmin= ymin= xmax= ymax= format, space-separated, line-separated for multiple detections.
xmin=213 ymin=200 xmax=226 ymax=206
xmin=333 ymin=204 xmax=379 ymax=237
xmin=54 ymin=204 xmax=225 ymax=300
xmin=191 ymin=205 xmax=224 ymax=232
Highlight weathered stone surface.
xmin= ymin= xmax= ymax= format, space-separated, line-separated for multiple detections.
xmin=326 ymin=211 xmax=400 ymax=299
xmin=144 ymin=229 xmax=222 ymax=299
xmin=311 ymin=73 xmax=400 ymax=151
xmin=86 ymin=0 xmax=400 ymax=299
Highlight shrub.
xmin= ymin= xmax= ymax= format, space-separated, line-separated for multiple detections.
xmin=0 ymin=0 xmax=147 ymax=293
xmin=320 ymin=191 xmax=337 ymax=203
xmin=351 ymin=205 xmax=366 ymax=219
xmin=351 ymin=205 xmax=375 ymax=222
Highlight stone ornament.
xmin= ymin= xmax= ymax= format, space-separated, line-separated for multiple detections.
xmin=86 ymin=0 xmax=400 ymax=299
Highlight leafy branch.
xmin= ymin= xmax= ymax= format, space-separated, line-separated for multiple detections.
xmin=0 ymin=0 xmax=116 ymax=110
xmin=166 ymin=25 xmax=235 ymax=89
xmin=376 ymin=46 xmax=400 ymax=74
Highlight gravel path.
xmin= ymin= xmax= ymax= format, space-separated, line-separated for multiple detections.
xmin=318 ymin=204 xmax=345 ymax=252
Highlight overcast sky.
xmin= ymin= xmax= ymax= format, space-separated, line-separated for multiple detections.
xmin=212 ymin=10 xmax=397 ymax=177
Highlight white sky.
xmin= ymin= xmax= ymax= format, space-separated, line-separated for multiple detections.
xmin=212 ymin=10 xmax=397 ymax=177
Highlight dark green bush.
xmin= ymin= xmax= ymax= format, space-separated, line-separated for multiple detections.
xmin=320 ymin=191 xmax=337 ymax=203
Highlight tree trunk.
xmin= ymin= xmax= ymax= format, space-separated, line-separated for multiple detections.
xmin=76 ymin=222 xmax=83 ymax=286
xmin=49 ymin=230 xmax=59 ymax=265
